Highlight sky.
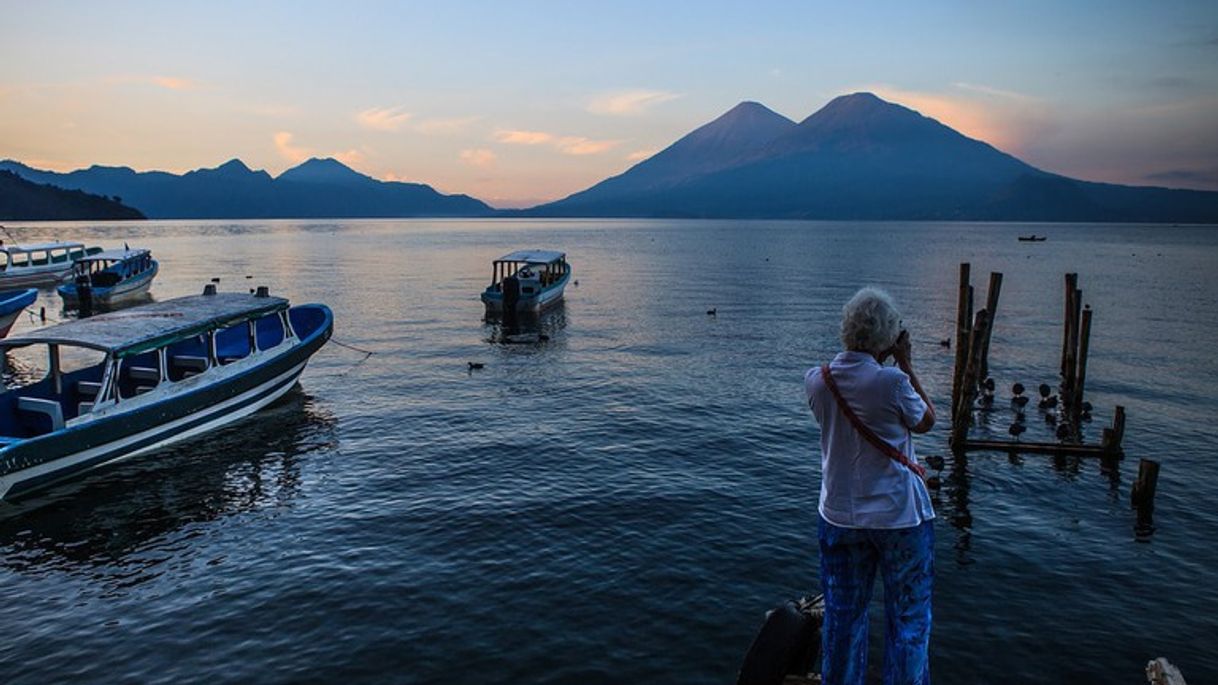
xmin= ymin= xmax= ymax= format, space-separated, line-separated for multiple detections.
xmin=2 ymin=1 xmax=1216 ymax=207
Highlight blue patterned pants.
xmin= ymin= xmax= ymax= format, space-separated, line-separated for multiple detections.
xmin=819 ymin=516 xmax=934 ymax=685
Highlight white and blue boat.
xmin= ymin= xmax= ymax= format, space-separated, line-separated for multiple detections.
xmin=0 ymin=289 xmax=37 ymax=338
xmin=480 ymin=250 xmax=571 ymax=314
xmin=0 ymin=288 xmax=332 ymax=501
xmin=57 ymin=247 xmax=158 ymax=309
xmin=0 ymin=241 xmax=105 ymax=288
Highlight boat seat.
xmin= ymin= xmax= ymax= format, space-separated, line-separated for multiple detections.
xmin=128 ymin=366 xmax=160 ymax=382
xmin=77 ymin=380 xmax=103 ymax=397
xmin=172 ymin=355 xmax=209 ymax=372
xmin=78 ymin=402 xmax=94 ymax=416
xmin=134 ymin=385 xmax=155 ymax=395
xmin=17 ymin=397 xmax=65 ymax=434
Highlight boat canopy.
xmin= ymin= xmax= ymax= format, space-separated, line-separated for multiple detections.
xmin=76 ymin=248 xmax=150 ymax=263
xmin=0 ymin=293 xmax=288 ymax=357
xmin=0 ymin=241 xmax=88 ymax=254
xmin=494 ymin=250 xmax=565 ymax=265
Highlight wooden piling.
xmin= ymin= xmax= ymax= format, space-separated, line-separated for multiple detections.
xmin=1131 ymin=457 xmax=1160 ymax=525
xmin=1060 ymin=273 xmax=1078 ymax=394
xmin=1062 ymin=285 xmax=1082 ymax=415
xmin=1073 ymin=306 xmax=1093 ymax=419
xmin=951 ymin=263 xmax=972 ymax=420
xmin=951 ymin=308 xmax=989 ymax=447
xmin=977 ymin=272 xmax=1003 ymax=385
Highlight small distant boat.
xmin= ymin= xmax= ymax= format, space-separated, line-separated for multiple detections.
xmin=1018 ymin=235 xmax=1047 ymax=242
xmin=57 ymin=247 xmax=158 ymax=309
xmin=0 ymin=241 xmax=105 ymax=288
xmin=481 ymin=250 xmax=571 ymax=314
xmin=0 ymin=289 xmax=37 ymax=338
xmin=0 ymin=287 xmax=333 ymax=501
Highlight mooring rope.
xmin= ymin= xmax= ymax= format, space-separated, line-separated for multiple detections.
xmin=327 ymin=338 xmax=375 ymax=377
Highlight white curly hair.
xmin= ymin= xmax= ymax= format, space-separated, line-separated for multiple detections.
xmin=840 ymin=287 xmax=902 ymax=355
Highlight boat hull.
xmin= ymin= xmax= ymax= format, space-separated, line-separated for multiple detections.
xmin=0 ymin=304 xmax=332 ymax=501
xmin=0 ymin=289 xmax=37 ymax=338
xmin=481 ymin=272 xmax=570 ymax=314
xmin=58 ymin=262 xmax=158 ymax=307
xmin=0 ymin=266 xmax=75 ymax=288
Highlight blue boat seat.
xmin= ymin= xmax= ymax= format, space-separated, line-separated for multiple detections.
xmin=128 ymin=366 xmax=160 ymax=383
xmin=17 ymin=397 xmax=64 ymax=434
xmin=77 ymin=381 xmax=103 ymax=397
xmin=172 ymin=355 xmax=208 ymax=372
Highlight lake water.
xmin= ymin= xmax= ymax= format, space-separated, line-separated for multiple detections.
xmin=1 ymin=219 xmax=1216 ymax=684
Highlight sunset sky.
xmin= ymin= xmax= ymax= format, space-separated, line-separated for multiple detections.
xmin=2 ymin=1 xmax=1216 ymax=207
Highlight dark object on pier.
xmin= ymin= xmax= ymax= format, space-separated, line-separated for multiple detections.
xmin=925 ymin=455 xmax=945 ymax=471
xmin=1012 ymin=382 xmax=1025 ymax=397
xmin=736 ymin=595 xmax=824 ymax=685
xmin=74 ymin=274 xmax=94 ymax=318
xmin=1039 ymin=395 xmax=1058 ymax=409
xmin=707 ymin=308 xmax=717 ymax=316
xmin=1131 ymin=458 xmax=1161 ymax=535
xmin=1038 ymin=383 xmax=1051 ymax=398
xmin=1012 ymin=395 xmax=1029 ymax=408
xmin=1009 ymin=423 xmax=1027 ymax=439
xmin=467 ymin=362 xmax=484 ymax=370
xmin=1056 ymin=423 xmax=1071 ymax=440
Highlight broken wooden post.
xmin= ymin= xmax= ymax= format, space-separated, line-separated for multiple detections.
xmin=1073 ymin=305 xmax=1093 ymax=420
xmin=951 ymin=308 xmax=989 ymax=447
xmin=1060 ymin=273 xmax=1079 ymax=404
xmin=977 ymin=272 xmax=1003 ymax=386
xmin=1131 ymin=457 xmax=1160 ymax=532
xmin=951 ymin=263 xmax=972 ymax=420
xmin=1102 ymin=405 xmax=1127 ymax=456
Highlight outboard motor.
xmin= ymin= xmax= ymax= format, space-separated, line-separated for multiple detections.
xmin=501 ymin=275 xmax=521 ymax=333
xmin=75 ymin=273 xmax=94 ymax=318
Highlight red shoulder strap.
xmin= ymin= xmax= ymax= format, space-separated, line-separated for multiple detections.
xmin=818 ymin=364 xmax=927 ymax=478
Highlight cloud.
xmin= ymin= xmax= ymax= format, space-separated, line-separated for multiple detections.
xmin=626 ymin=148 xmax=658 ymax=162
xmin=493 ymin=129 xmax=619 ymax=155
xmin=151 ymin=76 xmax=197 ymax=91
xmin=273 ymin=131 xmax=311 ymax=163
xmin=587 ymin=89 xmax=680 ymax=116
xmin=494 ymin=129 xmax=555 ymax=145
xmin=333 ymin=148 xmax=366 ymax=166
xmin=556 ymin=137 xmax=619 ymax=155
xmin=1143 ymin=167 xmax=1218 ymax=187
xmin=459 ymin=148 xmax=497 ymax=168
xmin=356 ymin=106 xmax=412 ymax=132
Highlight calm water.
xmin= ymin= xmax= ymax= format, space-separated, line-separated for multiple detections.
xmin=1 ymin=219 xmax=1216 ymax=684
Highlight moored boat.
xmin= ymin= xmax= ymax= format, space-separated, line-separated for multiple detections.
xmin=1018 ymin=234 xmax=1047 ymax=242
xmin=480 ymin=250 xmax=571 ymax=314
xmin=0 ymin=288 xmax=332 ymax=501
xmin=57 ymin=247 xmax=158 ymax=309
xmin=0 ymin=289 xmax=37 ymax=338
xmin=0 ymin=241 xmax=105 ymax=287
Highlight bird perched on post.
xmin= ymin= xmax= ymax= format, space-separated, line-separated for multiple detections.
xmin=1009 ymin=423 xmax=1027 ymax=440
xmin=1012 ymin=382 xmax=1029 ymax=408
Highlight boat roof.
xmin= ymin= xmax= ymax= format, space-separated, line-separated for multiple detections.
xmin=494 ymin=249 xmax=565 ymax=264
xmin=78 ymin=248 xmax=151 ymax=262
xmin=0 ymin=241 xmax=88 ymax=253
xmin=0 ymin=292 xmax=288 ymax=357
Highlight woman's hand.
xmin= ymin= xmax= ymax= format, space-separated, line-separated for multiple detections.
xmin=891 ymin=330 xmax=912 ymax=370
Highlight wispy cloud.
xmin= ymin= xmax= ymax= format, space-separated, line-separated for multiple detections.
xmin=459 ymin=148 xmax=497 ymax=168
xmin=626 ymin=148 xmax=657 ymax=162
xmin=587 ymin=89 xmax=680 ymax=116
xmin=493 ymin=128 xmax=619 ymax=155
xmin=494 ymin=129 xmax=554 ymax=145
xmin=151 ymin=76 xmax=197 ymax=91
xmin=356 ymin=106 xmax=412 ymax=132
xmin=274 ymin=131 xmax=311 ymax=163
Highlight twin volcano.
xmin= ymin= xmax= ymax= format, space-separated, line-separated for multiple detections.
xmin=530 ymin=92 xmax=1218 ymax=222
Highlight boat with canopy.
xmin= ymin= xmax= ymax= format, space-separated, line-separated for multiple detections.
xmin=480 ymin=249 xmax=571 ymax=314
xmin=0 ymin=287 xmax=332 ymax=501
xmin=57 ymin=247 xmax=158 ymax=309
xmin=0 ymin=241 xmax=105 ymax=287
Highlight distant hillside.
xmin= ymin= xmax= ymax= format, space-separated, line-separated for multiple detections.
xmin=529 ymin=92 xmax=1218 ymax=223
xmin=0 ymin=158 xmax=494 ymax=219
xmin=0 ymin=170 xmax=145 ymax=221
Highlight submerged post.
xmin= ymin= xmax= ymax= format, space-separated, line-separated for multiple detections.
xmin=1060 ymin=273 xmax=1079 ymax=400
xmin=1131 ymin=458 xmax=1161 ymax=532
xmin=1073 ymin=306 xmax=1093 ymax=420
xmin=952 ymin=308 xmax=989 ymax=448
xmin=951 ymin=263 xmax=972 ymax=420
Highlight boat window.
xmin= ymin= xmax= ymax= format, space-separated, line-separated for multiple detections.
xmin=117 ymin=350 xmax=162 ymax=399
xmin=10 ymin=252 xmax=28 ymax=268
xmin=214 ymin=321 xmax=253 ymax=364
xmin=255 ymin=313 xmax=285 ymax=350
xmin=166 ymin=334 xmax=211 ymax=381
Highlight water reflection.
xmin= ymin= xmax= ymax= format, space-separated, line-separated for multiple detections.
xmin=484 ymin=301 xmax=569 ymax=344
xmin=0 ymin=388 xmax=336 ymax=573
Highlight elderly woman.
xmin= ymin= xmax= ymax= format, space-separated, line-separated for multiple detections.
xmin=804 ymin=287 xmax=936 ymax=685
